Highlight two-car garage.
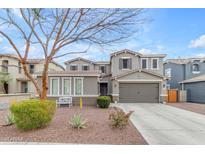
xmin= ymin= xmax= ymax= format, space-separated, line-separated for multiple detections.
xmin=119 ymin=83 xmax=160 ymax=103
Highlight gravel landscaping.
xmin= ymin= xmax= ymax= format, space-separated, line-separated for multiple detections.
xmin=0 ymin=106 xmax=147 ymax=144
xmin=167 ymin=102 xmax=205 ymax=115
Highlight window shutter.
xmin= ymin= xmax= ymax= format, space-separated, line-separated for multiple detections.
xmin=119 ymin=58 xmax=122 ymax=70
xmin=128 ymin=59 xmax=132 ymax=69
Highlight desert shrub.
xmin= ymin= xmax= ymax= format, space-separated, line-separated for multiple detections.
xmin=97 ymin=96 xmax=111 ymax=108
xmin=10 ymin=99 xmax=56 ymax=131
xmin=109 ymin=109 xmax=134 ymax=129
xmin=69 ymin=114 xmax=87 ymax=129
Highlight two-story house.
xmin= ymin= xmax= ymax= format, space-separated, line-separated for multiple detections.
xmin=0 ymin=54 xmax=64 ymax=94
xmin=39 ymin=49 xmax=167 ymax=105
xmin=110 ymin=49 xmax=167 ymax=103
xmin=164 ymin=58 xmax=205 ymax=103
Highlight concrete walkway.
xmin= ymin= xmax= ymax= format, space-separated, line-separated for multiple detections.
xmin=113 ymin=103 xmax=205 ymax=145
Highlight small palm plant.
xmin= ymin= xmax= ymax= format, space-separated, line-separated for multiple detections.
xmin=69 ymin=114 xmax=87 ymax=129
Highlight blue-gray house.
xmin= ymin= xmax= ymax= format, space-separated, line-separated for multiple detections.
xmin=164 ymin=58 xmax=205 ymax=103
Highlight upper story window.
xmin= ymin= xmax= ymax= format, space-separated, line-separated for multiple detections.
xmin=141 ymin=58 xmax=148 ymax=69
xmin=2 ymin=60 xmax=8 ymax=73
xmin=119 ymin=57 xmax=132 ymax=70
xmin=18 ymin=61 xmax=21 ymax=74
xmin=82 ymin=65 xmax=89 ymax=71
xmin=192 ymin=64 xmax=200 ymax=74
xmin=29 ymin=64 xmax=35 ymax=74
xmin=165 ymin=68 xmax=171 ymax=78
xmin=100 ymin=65 xmax=106 ymax=74
xmin=151 ymin=58 xmax=159 ymax=70
xmin=70 ymin=64 xmax=78 ymax=71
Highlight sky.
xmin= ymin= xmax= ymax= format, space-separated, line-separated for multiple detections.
xmin=0 ymin=8 xmax=205 ymax=66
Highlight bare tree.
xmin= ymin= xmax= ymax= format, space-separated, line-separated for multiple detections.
xmin=0 ymin=8 xmax=147 ymax=99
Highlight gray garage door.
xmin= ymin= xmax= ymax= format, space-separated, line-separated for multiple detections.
xmin=119 ymin=83 xmax=159 ymax=103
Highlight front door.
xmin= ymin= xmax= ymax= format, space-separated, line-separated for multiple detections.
xmin=21 ymin=81 xmax=28 ymax=93
xmin=100 ymin=83 xmax=108 ymax=96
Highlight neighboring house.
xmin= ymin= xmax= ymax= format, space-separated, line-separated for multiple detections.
xmin=0 ymin=54 xmax=64 ymax=94
xmin=38 ymin=49 xmax=167 ymax=105
xmin=164 ymin=58 xmax=205 ymax=103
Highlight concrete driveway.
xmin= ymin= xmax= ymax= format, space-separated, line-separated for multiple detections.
xmin=113 ymin=103 xmax=205 ymax=145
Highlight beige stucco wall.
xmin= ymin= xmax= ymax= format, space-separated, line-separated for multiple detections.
xmin=0 ymin=56 xmax=64 ymax=94
xmin=111 ymin=71 xmax=167 ymax=103
xmin=66 ymin=59 xmax=95 ymax=71
xmin=0 ymin=93 xmax=31 ymax=105
xmin=111 ymin=52 xmax=164 ymax=77
xmin=38 ymin=76 xmax=99 ymax=96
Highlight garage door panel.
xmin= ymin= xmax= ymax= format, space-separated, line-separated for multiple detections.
xmin=119 ymin=83 xmax=159 ymax=103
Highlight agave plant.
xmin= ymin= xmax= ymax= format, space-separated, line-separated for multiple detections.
xmin=4 ymin=113 xmax=15 ymax=126
xmin=69 ymin=114 xmax=87 ymax=129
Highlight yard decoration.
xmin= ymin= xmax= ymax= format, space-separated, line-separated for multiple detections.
xmin=80 ymin=97 xmax=83 ymax=109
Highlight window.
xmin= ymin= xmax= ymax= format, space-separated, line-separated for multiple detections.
xmin=74 ymin=78 xmax=83 ymax=95
xmin=192 ymin=64 xmax=200 ymax=73
xmin=50 ymin=78 xmax=59 ymax=95
xmin=62 ymin=77 xmax=71 ymax=95
xmin=82 ymin=65 xmax=89 ymax=71
xmin=120 ymin=57 xmax=131 ymax=69
xmin=100 ymin=65 xmax=106 ymax=74
xmin=151 ymin=58 xmax=159 ymax=70
xmin=165 ymin=68 xmax=171 ymax=78
xmin=122 ymin=59 xmax=129 ymax=69
xmin=141 ymin=58 xmax=148 ymax=69
xmin=2 ymin=60 xmax=8 ymax=72
xmin=18 ymin=61 xmax=21 ymax=74
xmin=29 ymin=64 xmax=35 ymax=74
xmin=70 ymin=65 xmax=78 ymax=71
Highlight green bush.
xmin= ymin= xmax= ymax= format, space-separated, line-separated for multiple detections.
xmin=69 ymin=114 xmax=87 ymax=129
xmin=109 ymin=109 xmax=134 ymax=129
xmin=97 ymin=96 xmax=111 ymax=108
xmin=10 ymin=99 xmax=56 ymax=131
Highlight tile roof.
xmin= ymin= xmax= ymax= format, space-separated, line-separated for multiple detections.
xmin=110 ymin=49 xmax=166 ymax=58
xmin=112 ymin=68 xmax=165 ymax=80
xmin=35 ymin=70 xmax=101 ymax=77
xmin=0 ymin=54 xmax=64 ymax=70
xmin=179 ymin=74 xmax=205 ymax=84
xmin=165 ymin=58 xmax=205 ymax=64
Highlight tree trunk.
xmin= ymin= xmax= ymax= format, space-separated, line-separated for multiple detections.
xmin=40 ymin=60 xmax=49 ymax=100
xmin=22 ymin=62 xmax=41 ymax=97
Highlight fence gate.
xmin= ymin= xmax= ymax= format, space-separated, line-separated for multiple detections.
xmin=167 ymin=89 xmax=178 ymax=103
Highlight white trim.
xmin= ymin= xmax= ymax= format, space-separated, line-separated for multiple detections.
xmin=111 ymin=94 xmax=119 ymax=96
xmin=74 ymin=77 xmax=84 ymax=96
xmin=121 ymin=57 xmax=131 ymax=59
xmin=192 ymin=71 xmax=200 ymax=74
xmin=50 ymin=77 xmax=60 ymax=96
xmin=151 ymin=58 xmax=159 ymax=70
xmin=47 ymin=95 xmax=99 ymax=97
xmin=99 ymin=81 xmax=108 ymax=83
xmin=141 ymin=58 xmax=148 ymax=69
xmin=61 ymin=77 xmax=71 ymax=96
xmin=118 ymin=79 xmax=163 ymax=83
